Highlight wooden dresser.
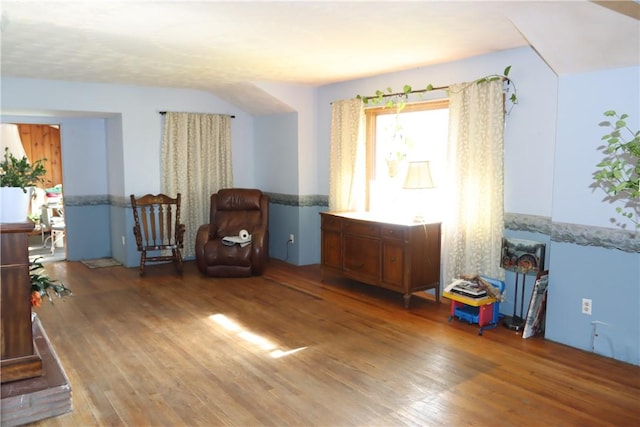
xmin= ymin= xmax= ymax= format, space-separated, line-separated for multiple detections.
xmin=320 ymin=212 xmax=441 ymax=308
xmin=1 ymin=222 xmax=42 ymax=383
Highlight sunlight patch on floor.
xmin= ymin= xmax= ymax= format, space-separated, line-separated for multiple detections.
xmin=209 ymin=313 xmax=307 ymax=358
xmin=270 ymin=347 xmax=306 ymax=358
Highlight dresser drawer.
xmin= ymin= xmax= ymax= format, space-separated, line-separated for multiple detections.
xmin=343 ymin=220 xmax=380 ymax=237
xmin=381 ymin=225 xmax=404 ymax=241
xmin=321 ymin=214 xmax=342 ymax=231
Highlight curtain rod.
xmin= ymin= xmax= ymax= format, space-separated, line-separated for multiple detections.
xmin=159 ymin=111 xmax=236 ymax=119
xmin=361 ymin=85 xmax=449 ymax=102
xmin=360 ymin=77 xmax=511 ymax=102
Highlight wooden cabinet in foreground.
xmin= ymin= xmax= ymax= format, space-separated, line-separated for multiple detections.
xmin=1 ymin=222 xmax=42 ymax=383
xmin=320 ymin=212 xmax=441 ymax=308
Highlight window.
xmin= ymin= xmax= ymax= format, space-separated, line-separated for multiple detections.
xmin=365 ymin=99 xmax=449 ymax=220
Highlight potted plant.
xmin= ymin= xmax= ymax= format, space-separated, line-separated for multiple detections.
xmin=30 ymin=257 xmax=72 ymax=307
xmin=592 ymin=110 xmax=639 ymax=228
xmin=381 ymin=105 xmax=414 ymax=178
xmin=0 ymin=147 xmax=47 ymax=223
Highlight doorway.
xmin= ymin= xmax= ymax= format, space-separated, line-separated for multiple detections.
xmin=4 ymin=123 xmax=67 ymax=263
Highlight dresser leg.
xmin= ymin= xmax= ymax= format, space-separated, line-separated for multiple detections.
xmin=403 ymin=294 xmax=411 ymax=309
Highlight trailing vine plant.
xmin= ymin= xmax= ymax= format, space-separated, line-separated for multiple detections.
xmin=592 ymin=110 xmax=639 ymax=228
xmin=356 ymin=66 xmax=517 ymax=177
xmin=356 ymin=66 xmax=518 ymax=114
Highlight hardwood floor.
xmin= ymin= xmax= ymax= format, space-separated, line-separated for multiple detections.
xmin=26 ymin=259 xmax=639 ymax=426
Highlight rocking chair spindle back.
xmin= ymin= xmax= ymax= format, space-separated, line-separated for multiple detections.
xmin=130 ymin=193 xmax=185 ymax=275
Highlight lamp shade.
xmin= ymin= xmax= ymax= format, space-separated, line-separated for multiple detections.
xmin=403 ymin=161 xmax=435 ymax=189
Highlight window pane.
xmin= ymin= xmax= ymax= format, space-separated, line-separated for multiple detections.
xmin=368 ymin=101 xmax=448 ymax=221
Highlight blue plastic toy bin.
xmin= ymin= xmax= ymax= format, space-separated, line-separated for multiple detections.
xmin=450 ymin=276 xmax=505 ymax=334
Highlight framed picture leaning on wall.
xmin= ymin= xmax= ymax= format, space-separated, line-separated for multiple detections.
xmin=500 ymin=237 xmax=546 ymax=274
xmin=523 ymin=270 xmax=549 ymax=339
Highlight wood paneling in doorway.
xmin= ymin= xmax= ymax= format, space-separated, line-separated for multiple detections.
xmin=17 ymin=124 xmax=63 ymax=188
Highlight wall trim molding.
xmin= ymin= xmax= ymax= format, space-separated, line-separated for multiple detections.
xmin=64 ymin=196 xmax=638 ymax=253
xmin=506 ymin=212 xmax=639 ymax=253
xmin=552 ymin=221 xmax=639 ymax=253
xmin=266 ymin=192 xmax=328 ymax=207
xmin=504 ymin=212 xmax=552 ymax=235
xmin=63 ymin=195 xmax=110 ymax=206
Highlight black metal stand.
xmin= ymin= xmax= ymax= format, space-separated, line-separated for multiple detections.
xmin=503 ymin=271 xmax=527 ymax=331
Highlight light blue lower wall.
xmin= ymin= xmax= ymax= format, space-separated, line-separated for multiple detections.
xmin=269 ymin=203 xmax=300 ymax=264
xmin=267 ymin=193 xmax=327 ymax=266
xmin=547 ymin=242 xmax=639 ymax=364
xmin=64 ymin=195 xmax=139 ymax=268
xmin=110 ymin=196 xmax=132 ymax=267
xmin=64 ymin=203 xmax=111 ymax=261
xmin=506 ymin=213 xmax=640 ymax=366
xmin=62 ymin=195 xmax=110 ymax=261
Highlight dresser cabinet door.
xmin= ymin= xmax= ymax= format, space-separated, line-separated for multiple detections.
xmin=321 ymin=214 xmax=342 ymax=269
xmin=380 ymin=225 xmax=405 ymax=289
xmin=344 ymin=235 xmax=380 ymax=279
xmin=382 ymin=242 xmax=404 ymax=289
xmin=322 ymin=230 xmax=342 ymax=269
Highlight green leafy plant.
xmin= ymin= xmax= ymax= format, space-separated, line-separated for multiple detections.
xmin=360 ymin=84 xmax=415 ymax=111
xmin=592 ymin=110 xmax=639 ymax=228
xmin=357 ymin=66 xmax=517 ymax=113
xmin=30 ymin=258 xmax=72 ymax=307
xmin=0 ymin=147 xmax=47 ymax=193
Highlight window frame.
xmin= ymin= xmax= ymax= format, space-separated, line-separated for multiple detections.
xmin=364 ymin=99 xmax=449 ymax=212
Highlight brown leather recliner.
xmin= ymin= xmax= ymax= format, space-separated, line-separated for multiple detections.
xmin=195 ymin=188 xmax=269 ymax=277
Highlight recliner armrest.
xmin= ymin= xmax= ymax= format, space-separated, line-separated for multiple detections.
xmin=250 ymin=227 xmax=268 ymax=274
xmin=195 ymin=224 xmax=214 ymax=273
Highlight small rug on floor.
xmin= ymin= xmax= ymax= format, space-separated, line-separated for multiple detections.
xmin=81 ymin=258 xmax=122 ymax=269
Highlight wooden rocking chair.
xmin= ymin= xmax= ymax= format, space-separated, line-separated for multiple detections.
xmin=130 ymin=193 xmax=185 ymax=275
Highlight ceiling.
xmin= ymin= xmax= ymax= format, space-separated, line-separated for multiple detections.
xmin=1 ymin=1 xmax=638 ymax=115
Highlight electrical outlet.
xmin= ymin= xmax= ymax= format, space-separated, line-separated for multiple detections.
xmin=288 ymin=234 xmax=294 ymax=244
xmin=582 ymin=298 xmax=592 ymax=315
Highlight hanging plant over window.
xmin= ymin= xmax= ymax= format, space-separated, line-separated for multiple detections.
xmin=356 ymin=66 xmax=517 ymax=114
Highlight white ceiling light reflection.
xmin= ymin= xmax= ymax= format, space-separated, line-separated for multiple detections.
xmin=209 ymin=313 xmax=307 ymax=358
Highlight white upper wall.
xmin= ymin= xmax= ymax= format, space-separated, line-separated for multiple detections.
xmin=0 ymin=77 xmax=256 ymax=195
xmin=554 ymin=66 xmax=640 ymax=229
xmin=3 ymin=50 xmax=637 ymax=231
xmin=254 ymin=82 xmax=319 ymax=195
xmin=59 ymin=118 xmax=108 ymax=197
xmin=317 ymin=46 xmax=559 ymax=218
xmin=254 ymin=112 xmax=298 ymax=194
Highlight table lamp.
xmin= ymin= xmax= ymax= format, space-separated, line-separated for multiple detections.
xmin=403 ymin=160 xmax=435 ymax=222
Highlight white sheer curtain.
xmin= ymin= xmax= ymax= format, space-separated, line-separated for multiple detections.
xmin=442 ymin=79 xmax=505 ymax=286
xmin=161 ymin=112 xmax=233 ymax=259
xmin=329 ymin=98 xmax=366 ymax=212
